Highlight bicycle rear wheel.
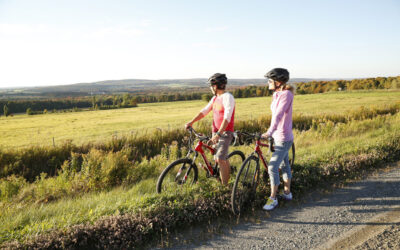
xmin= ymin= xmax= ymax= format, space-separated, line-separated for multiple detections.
xmin=289 ymin=143 xmax=295 ymax=167
xmin=156 ymin=158 xmax=198 ymax=193
xmin=231 ymin=155 xmax=260 ymax=215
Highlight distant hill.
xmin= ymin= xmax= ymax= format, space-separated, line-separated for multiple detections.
xmin=0 ymin=78 xmax=333 ymax=99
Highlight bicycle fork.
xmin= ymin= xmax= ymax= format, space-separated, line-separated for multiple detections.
xmin=176 ymin=155 xmax=197 ymax=184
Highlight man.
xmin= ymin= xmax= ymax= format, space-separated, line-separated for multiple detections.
xmin=185 ymin=73 xmax=236 ymax=185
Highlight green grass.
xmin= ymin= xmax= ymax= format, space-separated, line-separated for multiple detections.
xmin=1 ymin=112 xmax=399 ymax=244
xmin=1 ymin=90 xmax=399 ymax=149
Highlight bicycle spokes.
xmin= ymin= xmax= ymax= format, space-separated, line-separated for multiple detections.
xmin=231 ymin=156 xmax=259 ymax=215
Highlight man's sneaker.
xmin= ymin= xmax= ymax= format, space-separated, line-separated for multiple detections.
xmin=280 ymin=191 xmax=293 ymax=201
xmin=263 ymin=197 xmax=278 ymax=211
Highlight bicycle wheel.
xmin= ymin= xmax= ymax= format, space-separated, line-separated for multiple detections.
xmin=156 ymin=158 xmax=198 ymax=193
xmin=227 ymin=150 xmax=245 ymax=176
xmin=289 ymin=143 xmax=295 ymax=167
xmin=231 ymin=155 xmax=260 ymax=215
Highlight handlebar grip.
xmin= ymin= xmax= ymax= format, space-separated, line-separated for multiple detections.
xmin=269 ymin=143 xmax=275 ymax=153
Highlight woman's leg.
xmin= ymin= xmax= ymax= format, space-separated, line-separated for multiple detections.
xmin=280 ymin=141 xmax=293 ymax=194
xmin=268 ymin=141 xmax=288 ymax=198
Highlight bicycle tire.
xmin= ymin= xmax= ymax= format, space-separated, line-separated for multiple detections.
xmin=289 ymin=143 xmax=295 ymax=167
xmin=231 ymin=155 xmax=260 ymax=215
xmin=156 ymin=158 xmax=198 ymax=193
xmin=227 ymin=150 xmax=246 ymax=176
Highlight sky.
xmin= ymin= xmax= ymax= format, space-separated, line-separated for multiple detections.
xmin=0 ymin=0 xmax=399 ymax=88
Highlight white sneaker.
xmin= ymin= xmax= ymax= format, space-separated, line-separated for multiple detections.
xmin=281 ymin=192 xmax=293 ymax=201
xmin=263 ymin=197 xmax=278 ymax=211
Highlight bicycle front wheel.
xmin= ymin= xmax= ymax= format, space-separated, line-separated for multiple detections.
xmin=227 ymin=150 xmax=245 ymax=177
xmin=231 ymin=155 xmax=260 ymax=215
xmin=156 ymin=158 xmax=198 ymax=193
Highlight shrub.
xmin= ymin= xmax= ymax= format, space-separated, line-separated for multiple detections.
xmin=0 ymin=175 xmax=27 ymax=201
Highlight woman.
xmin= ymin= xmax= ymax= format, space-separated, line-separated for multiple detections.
xmin=261 ymin=68 xmax=294 ymax=211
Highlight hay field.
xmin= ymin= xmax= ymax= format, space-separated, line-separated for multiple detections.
xmin=0 ymin=90 xmax=399 ymax=148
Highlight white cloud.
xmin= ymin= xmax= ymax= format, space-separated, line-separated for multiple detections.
xmin=205 ymin=26 xmax=229 ymax=32
xmin=138 ymin=19 xmax=152 ymax=27
xmin=0 ymin=23 xmax=50 ymax=36
xmin=192 ymin=42 xmax=219 ymax=48
xmin=87 ymin=26 xmax=145 ymax=39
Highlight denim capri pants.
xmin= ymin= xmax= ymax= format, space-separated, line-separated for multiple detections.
xmin=268 ymin=140 xmax=293 ymax=186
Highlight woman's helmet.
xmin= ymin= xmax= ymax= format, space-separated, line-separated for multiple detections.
xmin=264 ymin=68 xmax=290 ymax=83
xmin=207 ymin=73 xmax=227 ymax=90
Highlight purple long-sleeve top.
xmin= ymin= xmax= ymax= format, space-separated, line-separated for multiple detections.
xmin=266 ymin=90 xmax=294 ymax=142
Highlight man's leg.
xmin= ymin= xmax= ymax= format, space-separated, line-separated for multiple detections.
xmin=215 ymin=132 xmax=233 ymax=185
xmin=218 ymin=159 xmax=230 ymax=185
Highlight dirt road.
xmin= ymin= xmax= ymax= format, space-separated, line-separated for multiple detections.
xmin=163 ymin=162 xmax=400 ymax=249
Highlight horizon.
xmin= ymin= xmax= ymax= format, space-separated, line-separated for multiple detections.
xmin=0 ymin=75 xmax=397 ymax=90
xmin=1 ymin=0 xmax=399 ymax=88
xmin=1 ymin=75 xmax=391 ymax=90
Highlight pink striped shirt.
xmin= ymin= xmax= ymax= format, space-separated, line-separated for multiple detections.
xmin=266 ymin=90 xmax=294 ymax=142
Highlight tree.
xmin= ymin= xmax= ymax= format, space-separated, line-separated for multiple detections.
xmin=201 ymin=94 xmax=212 ymax=102
xmin=243 ymin=88 xmax=251 ymax=98
xmin=392 ymin=79 xmax=399 ymax=89
xmin=91 ymin=96 xmax=96 ymax=109
xmin=3 ymin=105 xmax=9 ymax=117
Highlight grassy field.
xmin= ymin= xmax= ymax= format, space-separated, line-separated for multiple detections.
xmin=1 ymin=90 xmax=399 ymax=149
xmin=1 ymin=90 xmax=400 ymax=247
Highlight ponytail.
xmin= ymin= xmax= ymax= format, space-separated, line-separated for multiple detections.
xmin=280 ymin=83 xmax=296 ymax=94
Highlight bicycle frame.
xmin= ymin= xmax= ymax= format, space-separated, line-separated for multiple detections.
xmin=194 ymin=140 xmax=217 ymax=176
xmin=185 ymin=127 xmax=219 ymax=178
xmin=253 ymin=139 xmax=270 ymax=170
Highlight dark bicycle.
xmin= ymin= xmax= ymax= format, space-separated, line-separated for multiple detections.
xmin=231 ymin=131 xmax=295 ymax=215
xmin=156 ymin=127 xmax=245 ymax=193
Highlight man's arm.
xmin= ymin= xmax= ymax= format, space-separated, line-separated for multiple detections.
xmin=185 ymin=96 xmax=215 ymax=129
xmin=185 ymin=112 xmax=205 ymax=129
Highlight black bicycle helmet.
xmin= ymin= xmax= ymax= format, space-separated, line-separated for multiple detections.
xmin=207 ymin=73 xmax=227 ymax=89
xmin=264 ymin=68 xmax=290 ymax=83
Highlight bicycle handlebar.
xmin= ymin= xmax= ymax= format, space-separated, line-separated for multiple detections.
xmin=187 ymin=126 xmax=210 ymax=142
xmin=234 ymin=130 xmax=275 ymax=152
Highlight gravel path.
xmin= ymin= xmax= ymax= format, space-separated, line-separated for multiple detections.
xmin=163 ymin=162 xmax=400 ymax=249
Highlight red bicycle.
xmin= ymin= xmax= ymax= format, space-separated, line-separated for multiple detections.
xmin=156 ymin=127 xmax=245 ymax=193
xmin=231 ymin=131 xmax=295 ymax=215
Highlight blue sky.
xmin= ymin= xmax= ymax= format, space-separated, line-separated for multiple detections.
xmin=0 ymin=0 xmax=399 ymax=87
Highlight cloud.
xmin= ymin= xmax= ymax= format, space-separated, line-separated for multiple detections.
xmin=0 ymin=23 xmax=49 ymax=36
xmin=87 ymin=26 xmax=145 ymax=38
xmin=192 ymin=42 xmax=219 ymax=48
xmin=205 ymin=26 xmax=229 ymax=32
xmin=138 ymin=19 xmax=152 ymax=27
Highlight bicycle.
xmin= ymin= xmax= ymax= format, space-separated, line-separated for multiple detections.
xmin=231 ymin=131 xmax=295 ymax=215
xmin=156 ymin=126 xmax=245 ymax=193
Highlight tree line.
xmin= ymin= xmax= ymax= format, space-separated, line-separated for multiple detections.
xmin=296 ymin=76 xmax=400 ymax=94
xmin=1 ymin=76 xmax=399 ymax=117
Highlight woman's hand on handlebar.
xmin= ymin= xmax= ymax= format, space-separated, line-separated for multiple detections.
xmin=261 ymin=132 xmax=269 ymax=140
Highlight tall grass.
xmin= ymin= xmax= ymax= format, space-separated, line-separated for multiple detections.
xmin=1 ymin=102 xmax=399 ymax=182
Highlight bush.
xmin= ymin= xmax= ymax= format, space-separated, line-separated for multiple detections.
xmin=0 ymin=175 xmax=27 ymax=201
